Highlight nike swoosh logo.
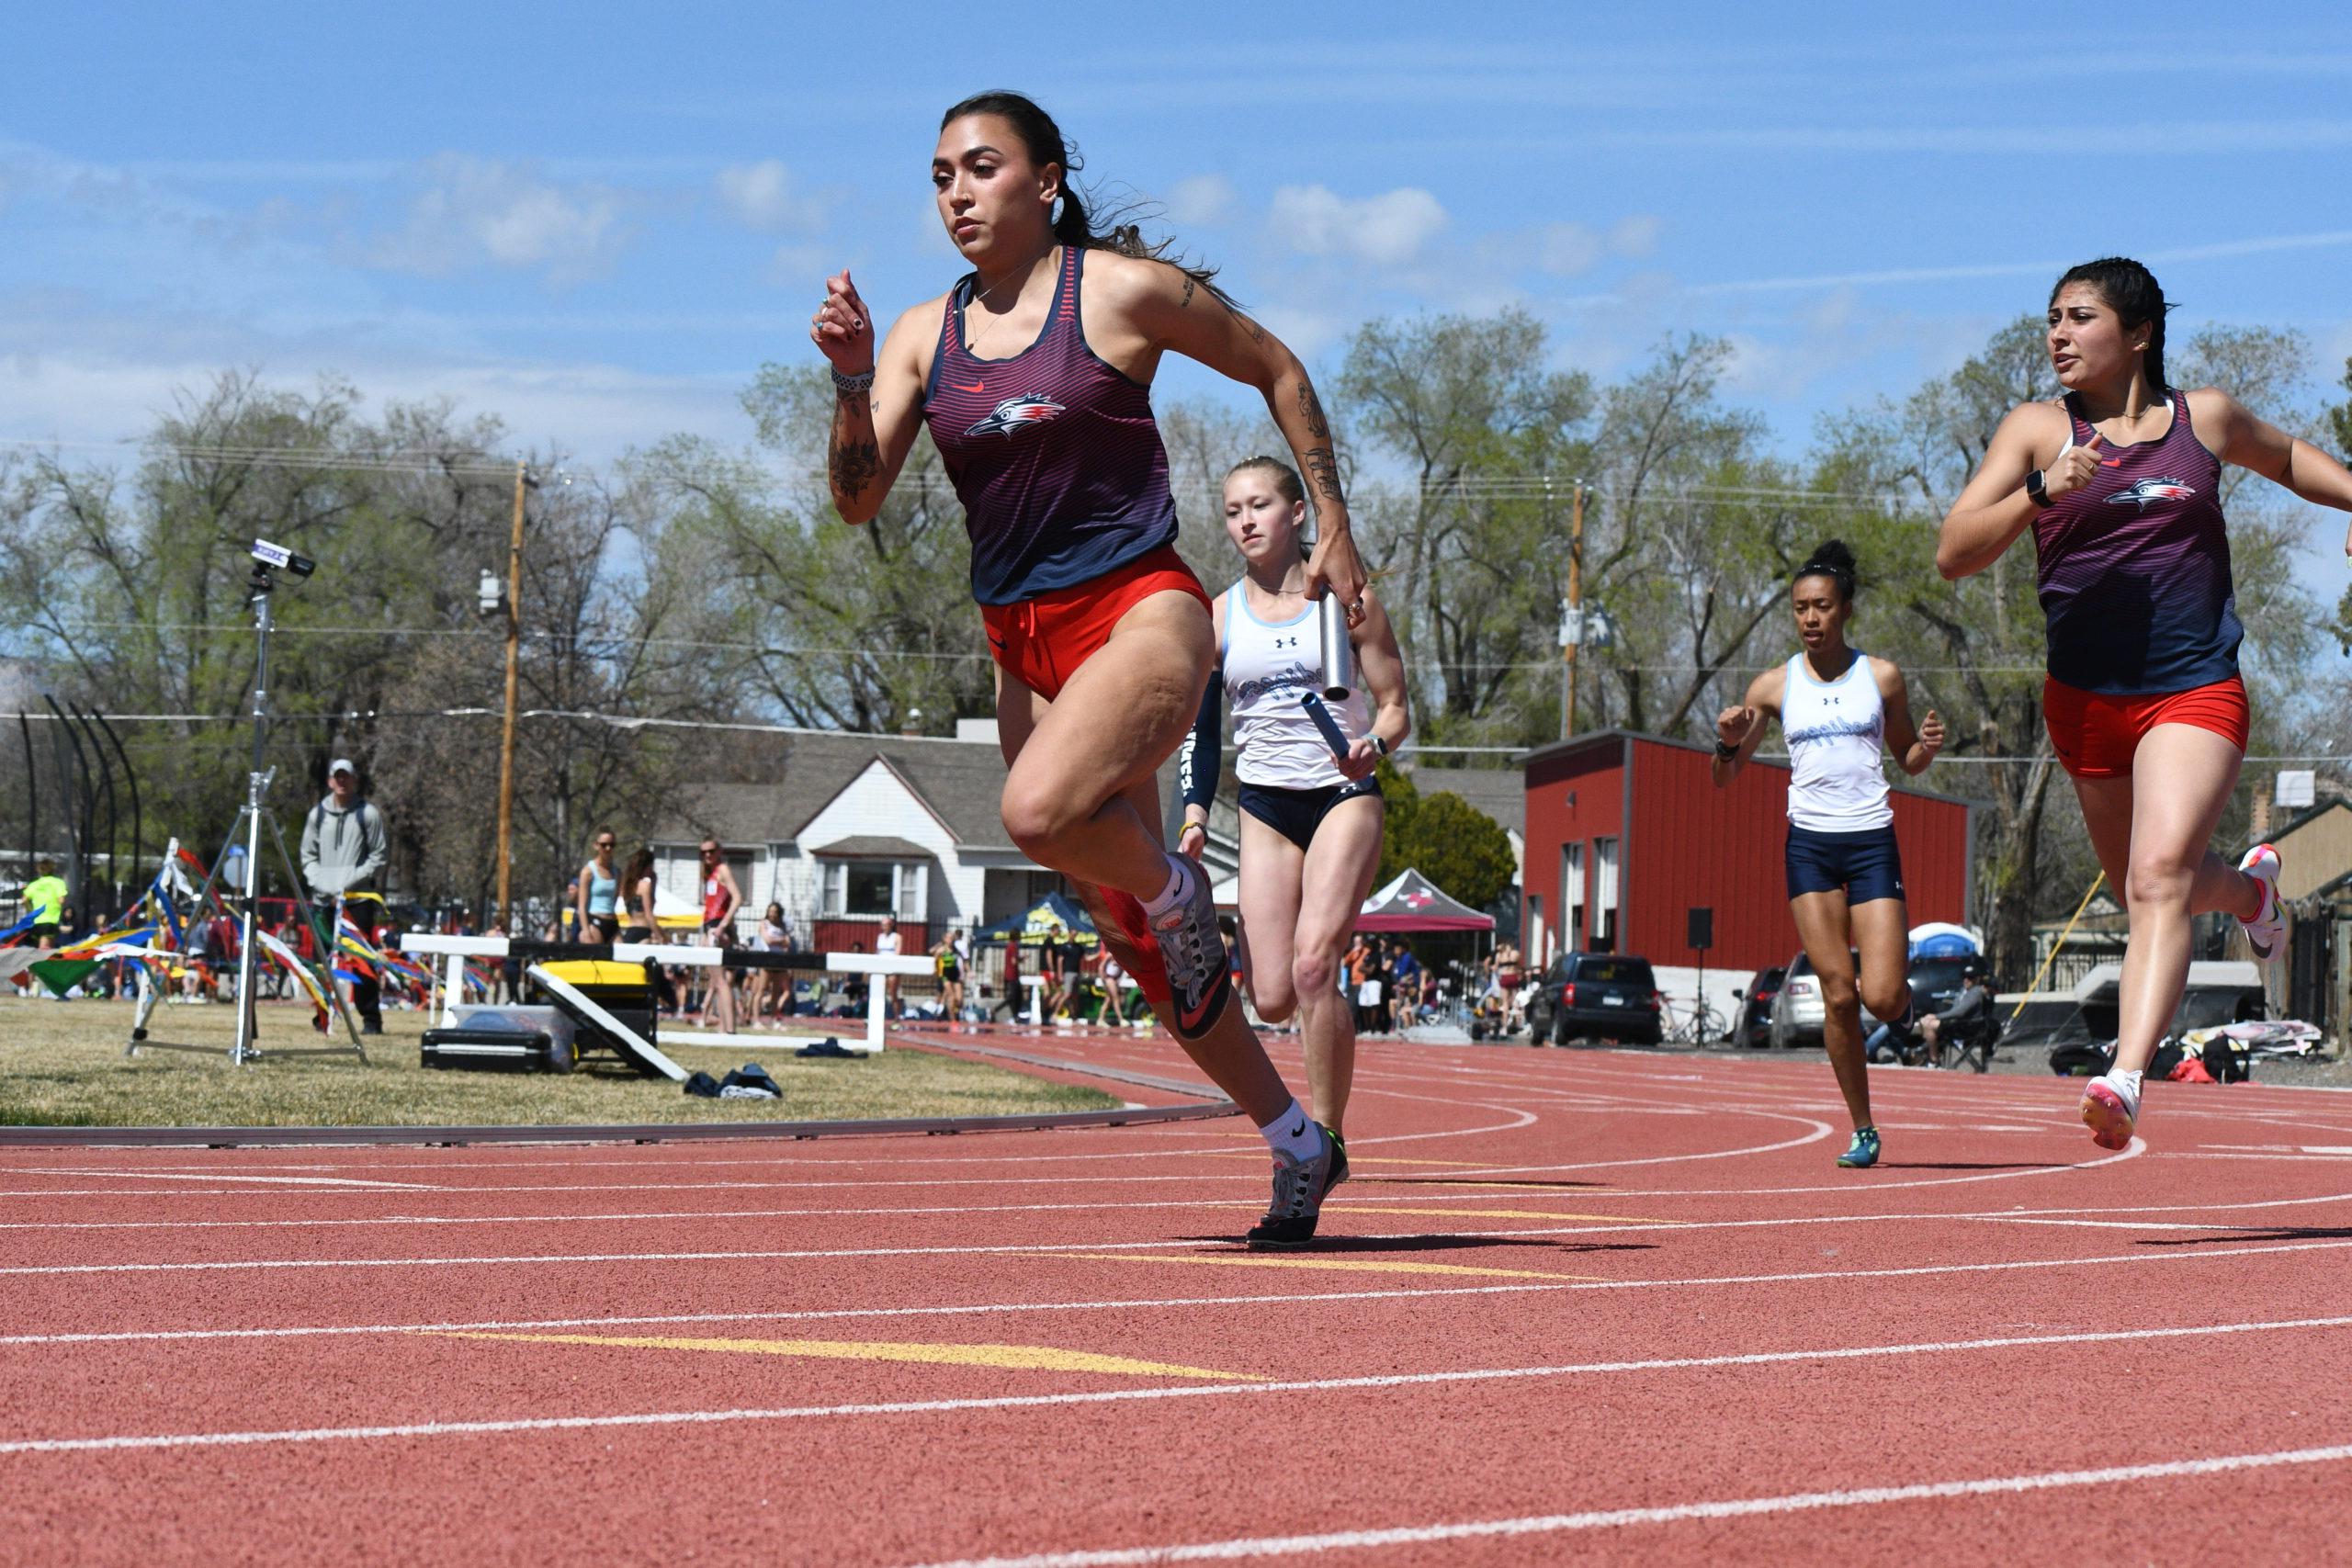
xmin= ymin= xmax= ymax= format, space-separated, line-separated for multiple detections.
xmin=952 ymin=380 xmax=985 ymax=393
xmin=1288 ymin=1121 xmax=1306 ymax=1139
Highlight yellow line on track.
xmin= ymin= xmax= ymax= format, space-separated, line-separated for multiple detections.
xmin=1339 ymin=1206 xmax=1684 ymax=1224
xmin=1039 ymin=1252 xmax=1609 ymax=1282
xmin=437 ymin=1331 xmax=1258 ymax=1381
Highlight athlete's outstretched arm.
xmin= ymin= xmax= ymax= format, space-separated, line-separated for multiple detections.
xmin=1710 ymin=668 xmax=1782 ymax=787
xmin=810 ymin=269 xmax=928 ymax=525
xmin=1125 ymin=265 xmax=1368 ymax=611
xmin=1336 ymin=588 xmax=1410 ymax=782
xmin=2199 ymin=388 xmax=2352 ymax=555
xmin=1937 ymin=404 xmax=2092 ymax=580
xmin=1872 ymin=660 xmax=1945 ymax=777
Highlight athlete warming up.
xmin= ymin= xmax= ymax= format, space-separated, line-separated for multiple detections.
xmin=1176 ymin=457 xmax=1411 ymax=1143
xmin=1713 ymin=541 xmax=1945 ymax=1169
xmin=809 ymin=90 xmax=1368 ymax=1245
xmin=1940 ymin=256 xmax=2352 ymax=1151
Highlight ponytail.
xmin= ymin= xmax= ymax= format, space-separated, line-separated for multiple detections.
xmin=943 ymin=90 xmax=1238 ymax=309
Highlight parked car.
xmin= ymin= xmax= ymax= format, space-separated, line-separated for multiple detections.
xmin=1732 ymin=965 xmax=1786 ymax=1048
xmin=1768 ymin=948 xmax=1891 ymax=1048
xmin=1523 ymin=952 xmax=1664 ymax=1046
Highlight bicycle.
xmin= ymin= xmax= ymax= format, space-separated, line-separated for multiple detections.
xmin=1662 ymin=995 xmax=1726 ymax=1045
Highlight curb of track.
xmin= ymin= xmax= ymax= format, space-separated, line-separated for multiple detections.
xmin=0 ymin=1034 xmax=1239 ymax=1149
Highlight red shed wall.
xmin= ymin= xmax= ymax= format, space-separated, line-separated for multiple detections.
xmin=1623 ymin=735 xmax=1973 ymax=972
xmin=1521 ymin=737 xmax=1626 ymax=962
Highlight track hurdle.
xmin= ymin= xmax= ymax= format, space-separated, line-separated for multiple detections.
xmin=397 ymin=934 xmax=933 ymax=1055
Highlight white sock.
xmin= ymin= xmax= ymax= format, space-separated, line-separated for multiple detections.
xmin=2109 ymin=1067 xmax=2143 ymax=1111
xmin=1140 ymin=854 xmax=1191 ymax=918
xmin=1257 ymin=1097 xmax=1318 ymax=1160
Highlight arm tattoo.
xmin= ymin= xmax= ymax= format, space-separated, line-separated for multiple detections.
xmin=1296 ymin=377 xmax=1331 ymax=440
xmin=1303 ymin=446 xmax=1345 ymax=506
xmin=1234 ymin=310 xmax=1266 ymax=345
xmin=1179 ymin=276 xmax=1196 ymax=309
xmin=831 ymin=437 xmax=881 ymax=502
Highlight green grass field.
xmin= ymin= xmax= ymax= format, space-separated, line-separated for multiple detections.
xmin=0 ymin=997 xmax=1119 ymax=1129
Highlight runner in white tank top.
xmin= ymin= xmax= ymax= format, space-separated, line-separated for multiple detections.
xmin=1177 ymin=457 xmax=1411 ymax=1141
xmin=1713 ymin=540 xmax=1945 ymax=1169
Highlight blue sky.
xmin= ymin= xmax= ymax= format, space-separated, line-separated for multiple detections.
xmin=6 ymin=0 xmax=2350 ymax=491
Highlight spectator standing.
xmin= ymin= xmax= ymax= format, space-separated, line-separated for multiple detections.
xmin=575 ymin=829 xmax=622 ymax=942
xmin=696 ymin=839 xmax=741 ymax=1032
xmin=1389 ymin=938 xmax=1423 ymax=1032
xmin=299 ymin=758 xmax=388 ymax=1035
xmin=876 ymin=911 xmax=904 ymax=1016
xmin=22 ymin=859 xmax=69 ymax=950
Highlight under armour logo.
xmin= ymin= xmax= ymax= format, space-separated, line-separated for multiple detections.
xmin=1275 ymin=636 xmax=1298 ymax=648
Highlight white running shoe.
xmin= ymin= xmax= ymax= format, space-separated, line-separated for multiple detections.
xmin=2238 ymin=843 xmax=2284 ymax=964
xmin=2079 ymin=1071 xmax=2140 ymax=1151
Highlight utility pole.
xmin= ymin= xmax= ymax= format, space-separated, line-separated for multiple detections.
xmin=1560 ymin=482 xmax=1588 ymax=741
xmin=494 ymin=461 xmax=532 ymax=932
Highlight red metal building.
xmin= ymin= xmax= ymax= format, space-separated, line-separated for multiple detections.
xmin=1521 ymin=729 xmax=1975 ymax=975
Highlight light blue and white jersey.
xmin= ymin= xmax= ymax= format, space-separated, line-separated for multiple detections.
xmin=1781 ymin=651 xmax=1892 ymax=832
xmin=1223 ymin=581 xmax=1371 ymax=789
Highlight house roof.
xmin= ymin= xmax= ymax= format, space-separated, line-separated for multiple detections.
xmin=651 ymin=726 xmax=1189 ymax=856
xmin=1404 ymin=764 xmax=1523 ymax=837
xmin=809 ymin=834 xmax=933 ymax=859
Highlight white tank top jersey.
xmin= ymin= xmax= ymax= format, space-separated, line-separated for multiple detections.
xmin=1222 ymin=581 xmax=1373 ymax=790
xmin=1781 ymin=651 xmax=1893 ymax=832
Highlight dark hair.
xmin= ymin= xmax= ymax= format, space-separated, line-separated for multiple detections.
xmin=1793 ymin=538 xmax=1859 ymax=604
xmin=2050 ymin=256 xmax=2172 ymax=390
xmin=621 ymin=848 xmax=655 ymax=894
xmin=940 ymin=90 xmax=1235 ymax=307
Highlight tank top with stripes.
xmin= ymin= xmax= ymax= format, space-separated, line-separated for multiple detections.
xmin=2032 ymin=391 xmax=2239 ymax=695
xmin=922 ymin=246 xmax=1182 ymax=606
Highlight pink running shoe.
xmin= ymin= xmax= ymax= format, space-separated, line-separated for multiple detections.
xmin=2079 ymin=1073 xmax=2138 ymax=1151
xmin=2238 ymin=844 xmax=2284 ymax=964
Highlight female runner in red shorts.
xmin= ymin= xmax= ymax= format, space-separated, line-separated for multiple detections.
xmin=809 ymin=90 xmax=1367 ymax=1244
xmin=1939 ymin=256 xmax=2352 ymax=1149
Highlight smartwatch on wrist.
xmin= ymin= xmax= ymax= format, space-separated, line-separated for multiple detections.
xmin=1371 ymin=734 xmax=1390 ymax=757
xmin=1713 ymin=739 xmax=1739 ymax=761
xmin=2024 ymin=468 xmax=2052 ymax=507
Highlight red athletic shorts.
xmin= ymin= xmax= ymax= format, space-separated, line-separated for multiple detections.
xmin=979 ymin=546 xmax=1212 ymax=702
xmin=2041 ymin=673 xmax=2249 ymax=779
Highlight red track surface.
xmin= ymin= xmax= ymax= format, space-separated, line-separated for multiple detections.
xmin=6 ymin=1031 xmax=2351 ymax=1564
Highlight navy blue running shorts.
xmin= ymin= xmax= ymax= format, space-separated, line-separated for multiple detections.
xmin=1785 ymin=822 xmax=1905 ymax=905
xmin=1238 ymin=776 xmax=1383 ymax=854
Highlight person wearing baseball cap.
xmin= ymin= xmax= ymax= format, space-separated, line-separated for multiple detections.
xmin=300 ymin=757 xmax=390 ymax=1033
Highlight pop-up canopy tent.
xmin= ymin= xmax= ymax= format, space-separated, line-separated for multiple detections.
xmin=975 ymin=890 xmax=1100 ymax=946
xmin=1908 ymin=921 xmax=1983 ymax=959
xmin=1355 ymin=869 xmax=1496 ymax=932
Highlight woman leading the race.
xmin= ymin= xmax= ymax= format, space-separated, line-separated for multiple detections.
xmin=1177 ymin=457 xmax=1409 ymax=1142
xmin=809 ymin=90 xmax=1366 ymax=1244
xmin=1940 ymin=257 xmax=2352 ymax=1151
xmin=1714 ymin=541 xmax=1945 ymax=1169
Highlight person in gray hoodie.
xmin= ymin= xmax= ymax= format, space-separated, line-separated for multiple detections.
xmin=300 ymin=757 xmax=390 ymax=1032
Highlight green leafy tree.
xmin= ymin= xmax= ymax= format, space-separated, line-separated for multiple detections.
xmin=1375 ymin=762 xmax=1516 ymax=910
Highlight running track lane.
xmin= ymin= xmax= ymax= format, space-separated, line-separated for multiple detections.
xmin=2 ymin=1035 xmax=2347 ymax=1564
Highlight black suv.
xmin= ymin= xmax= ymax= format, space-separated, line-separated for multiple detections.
xmin=1523 ymin=953 xmax=1663 ymax=1045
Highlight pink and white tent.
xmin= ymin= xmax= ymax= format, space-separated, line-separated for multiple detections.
xmin=1354 ymin=869 xmax=1495 ymax=932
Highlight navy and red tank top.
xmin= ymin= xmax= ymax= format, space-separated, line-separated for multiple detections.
xmin=2031 ymin=390 xmax=2241 ymax=695
xmin=922 ymin=246 xmax=1181 ymax=606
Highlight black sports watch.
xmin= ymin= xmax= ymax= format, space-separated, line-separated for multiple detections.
xmin=2024 ymin=468 xmax=2052 ymax=507
xmin=1713 ymin=739 xmax=1740 ymax=761
xmin=1371 ymin=734 xmax=1390 ymax=757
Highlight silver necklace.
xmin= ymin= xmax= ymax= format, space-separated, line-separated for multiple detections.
xmin=965 ymin=244 xmax=1057 ymax=356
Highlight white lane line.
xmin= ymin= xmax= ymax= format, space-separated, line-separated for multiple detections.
xmin=5 ymin=1314 xmax=2346 ymax=1458
xmin=12 ymin=1184 xmax=2347 ymax=1236
xmin=8 ymin=1238 xmax=2349 ymax=1348
xmin=907 ymin=1443 xmax=2352 ymax=1566
xmin=15 ymin=1169 xmax=435 ymax=1190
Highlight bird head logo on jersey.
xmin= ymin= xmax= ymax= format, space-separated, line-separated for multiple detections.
xmin=2104 ymin=477 xmax=2198 ymax=511
xmin=966 ymin=394 xmax=1067 ymax=439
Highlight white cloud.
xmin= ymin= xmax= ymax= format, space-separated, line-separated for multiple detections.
xmin=1538 ymin=222 xmax=1600 ymax=276
xmin=715 ymin=159 xmax=823 ymax=234
xmin=1609 ymin=214 xmax=1662 ymax=259
xmin=1165 ymin=174 xmax=1238 ymax=227
xmin=1270 ymin=185 xmax=1448 ymax=267
xmin=367 ymin=155 xmax=628 ymax=281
